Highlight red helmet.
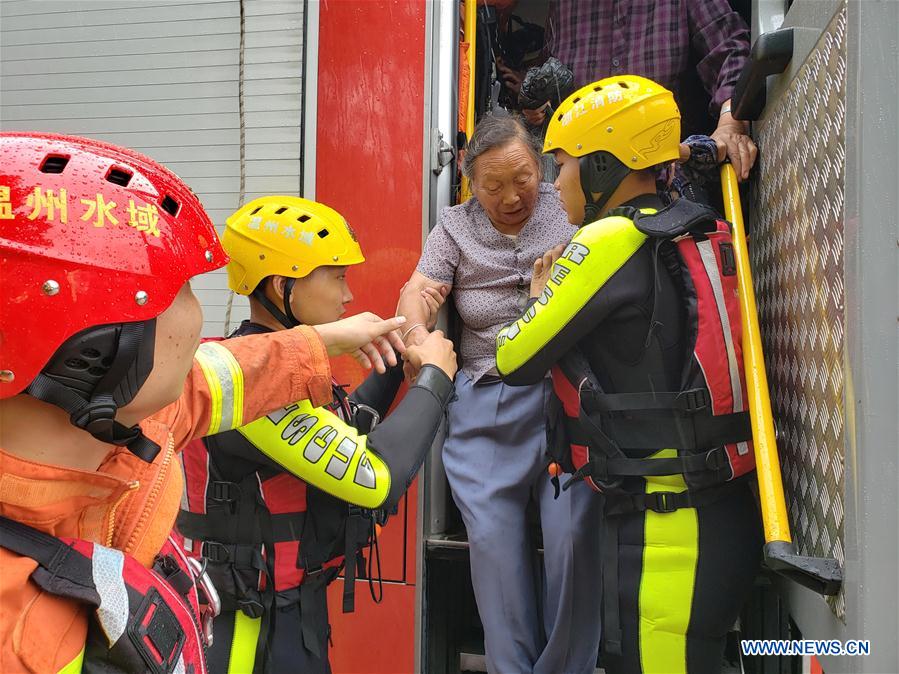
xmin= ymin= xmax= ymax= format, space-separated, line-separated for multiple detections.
xmin=0 ymin=132 xmax=227 ymax=399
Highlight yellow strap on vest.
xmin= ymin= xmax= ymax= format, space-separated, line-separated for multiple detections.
xmin=237 ymin=400 xmax=391 ymax=509
xmin=496 ymin=215 xmax=648 ymax=377
xmin=228 ymin=612 xmax=262 ymax=674
xmin=195 ymin=341 xmax=245 ymax=435
xmin=638 ymin=449 xmax=699 ymax=674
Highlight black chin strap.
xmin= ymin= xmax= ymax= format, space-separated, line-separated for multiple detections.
xmin=252 ymin=277 xmax=300 ymax=329
xmin=25 ymin=321 xmax=161 ymax=462
xmin=579 ymin=153 xmax=632 ymax=226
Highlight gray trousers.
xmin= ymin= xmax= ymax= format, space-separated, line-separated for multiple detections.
xmin=443 ymin=372 xmax=603 ymax=674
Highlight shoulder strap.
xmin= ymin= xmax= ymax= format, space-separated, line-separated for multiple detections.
xmin=1 ymin=517 xmax=210 ymax=674
xmin=609 ymin=198 xmax=719 ymax=239
xmin=0 ymin=515 xmax=96 ymax=590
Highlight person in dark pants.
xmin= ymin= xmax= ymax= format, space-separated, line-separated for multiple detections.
xmin=176 ymin=196 xmax=457 ymax=673
xmin=398 ymin=116 xmax=604 ymax=674
xmin=497 ymin=76 xmax=764 ymax=674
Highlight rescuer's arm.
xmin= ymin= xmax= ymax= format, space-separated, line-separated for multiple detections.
xmin=350 ymin=362 xmax=406 ymax=420
xmin=364 ymin=363 xmax=453 ymax=509
xmin=236 ymin=364 xmax=454 ymax=510
xmin=236 ymin=330 xmax=457 ymax=510
xmin=154 ymin=314 xmax=407 ymax=447
xmin=496 ymin=216 xmax=648 ymax=385
xmin=155 ymin=326 xmax=333 ymax=448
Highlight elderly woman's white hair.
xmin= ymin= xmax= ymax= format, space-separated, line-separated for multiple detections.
xmin=460 ymin=114 xmax=543 ymax=179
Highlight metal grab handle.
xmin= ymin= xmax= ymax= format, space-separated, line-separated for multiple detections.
xmin=731 ymin=28 xmax=794 ymax=121
xmin=720 ymin=163 xmax=842 ymax=596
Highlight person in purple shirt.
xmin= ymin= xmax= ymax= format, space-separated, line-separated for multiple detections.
xmin=502 ymin=0 xmax=758 ymax=182
xmin=397 ymin=115 xmax=603 ymax=674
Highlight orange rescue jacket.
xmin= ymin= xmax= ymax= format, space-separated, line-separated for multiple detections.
xmin=0 ymin=327 xmax=332 ymax=674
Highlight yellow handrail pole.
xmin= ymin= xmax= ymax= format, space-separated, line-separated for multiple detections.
xmin=460 ymin=0 xmax=477 ymax=203
xmin=720 ymin=163 xmax=792 ymax=543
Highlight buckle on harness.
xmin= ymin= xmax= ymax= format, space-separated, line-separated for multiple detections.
xmin=352 ymin=403 xmax=381 ymax=433
xmin=237 ymin=597 xmax=265 ymax=619
xmin=210 ymin=481 xmax=239 ymax=503
xmin=154 ymin=554 xmax=194 ymax=596
xmin=648 ymin=491 xmax=680 ymax=513
xmin=304 ymin=564 xmax=325 ymax=579
xmin=675 ymin=388 xmax=710 ymax=414
xmin=128 ymin=587 xmax=186 ymax=673
xmin=203 ymin=540 xmax=230 ymax=563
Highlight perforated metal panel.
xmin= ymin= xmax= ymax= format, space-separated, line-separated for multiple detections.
xmin=749 ymin=4 xmax=847 ymax=618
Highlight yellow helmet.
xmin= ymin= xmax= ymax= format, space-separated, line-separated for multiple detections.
xmin=544 ymin=75 xmax=680 ymax=169
xmin=223 ymin=195 xmax=364 ymax=295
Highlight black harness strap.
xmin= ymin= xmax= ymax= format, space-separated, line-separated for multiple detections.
xmin=575 ymin=385 xmax=751 ymax=453
xmin=601 ymin=515 xmax=623 ymax=656
xmin=341 ymin=508 xmax=361 ymax=614
xmin=297 ymin=519 xmax=336 ymax=659
xmin=0 ymin=515 xmax=97 ymax=594
xmin=178 ymin=509 xmax=306 ymax=544
xmin=603 ymin=479 xmax=743 ymax=517
xmin=581 ymin=410 xmax=750 ymax=453
xmin=583 ymin=388 xmax=710 ymax=413
xmin=238 ymin=473 xmax=277 ymax=674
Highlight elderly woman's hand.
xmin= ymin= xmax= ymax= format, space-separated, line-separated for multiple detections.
xmin=530 ymin=244 xmax=567 ymax=298
xmin=422 ymin=285 xmax=450 ymax=330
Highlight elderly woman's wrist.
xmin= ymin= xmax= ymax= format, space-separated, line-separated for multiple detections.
xmin=402 ymin=323 xmax=430 ymax=347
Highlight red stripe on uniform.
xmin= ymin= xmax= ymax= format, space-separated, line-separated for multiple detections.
xmin=180 ymin=438 xmax=211 ymax=514
xmin=709 ymin=227 xmax=749 ymax=408
xmin=677 ymin=237 xmax=734 ymax=415
xmin=552 ymin=364 xmax=581 ymax=417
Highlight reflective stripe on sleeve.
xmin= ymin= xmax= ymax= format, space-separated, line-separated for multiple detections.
xmin=195 ymin=341 xmax=244 ymax=435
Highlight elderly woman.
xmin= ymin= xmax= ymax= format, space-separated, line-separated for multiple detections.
xmin=397 ymin=116 xmax=602 ymax=674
